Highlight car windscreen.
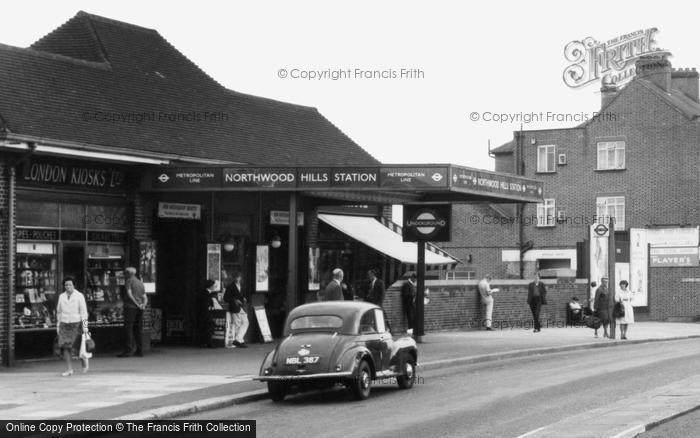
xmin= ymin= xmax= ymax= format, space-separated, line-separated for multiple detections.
xmin=289 ymin=315 xmax=343 ymax=331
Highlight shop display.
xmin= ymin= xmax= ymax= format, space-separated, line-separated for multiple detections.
xmin=86 ymin=257 xmax=125 ymax=326
xmin=14 ymin=250 xmax=58 ymax=330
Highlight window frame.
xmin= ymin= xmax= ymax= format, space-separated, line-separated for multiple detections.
xmin=596 ymin=141 xmax=626 ymax=170
xmin=596 ymin=196 xmax=625 ymax=230
xmin=536 ymin=145 xmax=556 ymax=173
xmin=536 ymin=198 xmax=556 ymax=227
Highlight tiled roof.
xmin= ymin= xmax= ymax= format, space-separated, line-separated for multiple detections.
xmin=637 ymin=79 xmax=700 ymax=119
xmin=490 ymin=139 xmax=514 ymax=154
xmin=0 ymin=12 xmax=379 ymax=166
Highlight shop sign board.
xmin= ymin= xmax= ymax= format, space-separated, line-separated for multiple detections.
xmin=381 ymin=167 xmax=449 ymax=188
xmin=330 ymin=168 xmax=379 ymax=187
xmin=224 ymin=167 xmax=296 ymax=189
xmin=650 ymin=247 xmax=700 ymax=267
xmin=157 ymin=202 xmax=202 ymax=220
xmin=403 ymin=204 xmax=451 ymax=242
xmin=19 ymin=158 xmax=127 ymax=192
xmin=254 ymin=306 xmax=273 ymax=343
xmin=270 ymin=210 xmax=305 ymax=226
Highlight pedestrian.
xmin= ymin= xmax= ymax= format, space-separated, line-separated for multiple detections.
xmin=401 ymin=273 xmax=417 ymax=335
xmin=527 ymin=272 xmax=547 ymax=332
xmin=223 ymin=272 xmax=249 ymax=348
xmin=593 ymin=277 xmax=612 ymax=339
xmin=366 ymin=268 xmax=386 ymax=307
xmin=56 ymin=277 xmax=88 ymax=376
xmin=615 ymin=280 xmax=636 ymax=340
xmin=589 ymin=281 xmax=599 ymax=337
xmin=478 ymin=274 xmax=499 ymax=331
xmin=197 ymin=279 xmax=217 ymax=348
xmin=117 ymin=267 xmax=147 ymax=357
xmin=318 ymin=268 xmax=344 ymax=301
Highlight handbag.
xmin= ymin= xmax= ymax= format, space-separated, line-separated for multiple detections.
xmin=84 ymin=332 xmax=96 ymax=353
xmin=584 ymin=315 xmax=602 ymax=329
xmin=613 ymin=302 xmax=625 ymax=319
xmin=53 ymin=336 xmax=62 ymax=357
xmin=79 ymin=333 xmax=93 ymax=360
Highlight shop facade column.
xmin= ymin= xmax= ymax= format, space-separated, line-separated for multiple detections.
xmin=286 ymin=193 xmax=298 ymax=310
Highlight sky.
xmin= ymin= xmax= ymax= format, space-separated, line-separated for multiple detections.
xmin=0 ymin=1 xmax=696 ymax=171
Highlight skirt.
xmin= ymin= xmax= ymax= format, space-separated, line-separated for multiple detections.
xmin=58 ymin=322 xmax=81 ymax=354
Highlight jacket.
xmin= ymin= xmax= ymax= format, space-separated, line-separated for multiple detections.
xmin=367 ymin=278 xmax=386 ymax=307
xmin=527 ymin=281 xmax=548 ymax=305
xmin=224 ymin=283 xmax=246 ymax=313
xmin=319 ymin=280 xmax=344 ymax=301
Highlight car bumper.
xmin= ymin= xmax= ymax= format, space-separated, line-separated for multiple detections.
xmin=254 ymin=371 xmax=354 ymax=381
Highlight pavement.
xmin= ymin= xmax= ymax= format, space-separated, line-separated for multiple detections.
xmin=1 ymin=322 xmax=700 ymax=438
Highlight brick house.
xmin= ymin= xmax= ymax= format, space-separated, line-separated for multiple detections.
xmin=445 ymin=55 xmax=700 ymax=321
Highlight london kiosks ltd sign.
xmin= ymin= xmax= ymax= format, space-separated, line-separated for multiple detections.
xmin=402 ymin=204 xmax=451 ymax=242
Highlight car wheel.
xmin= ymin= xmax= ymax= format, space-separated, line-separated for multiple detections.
xmin=268 ymin=382 xmax=287 ymax=402
xmin=349 ymin=360 xmax=372 ymax=400
xmin=397 ymin=356 xmax=416 ymax=390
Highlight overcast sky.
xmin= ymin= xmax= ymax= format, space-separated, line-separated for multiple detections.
xmin=1 ymin=1 xmax=695 ymax=171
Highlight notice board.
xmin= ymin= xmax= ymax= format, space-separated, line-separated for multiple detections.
xmin=254 ymin=306 xmax=273 ymax=343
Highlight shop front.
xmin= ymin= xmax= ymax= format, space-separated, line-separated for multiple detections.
xmin=11 ymin=157 xmax=136 ymax=359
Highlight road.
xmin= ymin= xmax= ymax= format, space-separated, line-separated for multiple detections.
xmin=180 ymin=339 xmax=700 ymax=438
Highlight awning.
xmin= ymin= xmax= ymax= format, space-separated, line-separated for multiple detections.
xmin=318 ymin=214 xmax=459 ymax=266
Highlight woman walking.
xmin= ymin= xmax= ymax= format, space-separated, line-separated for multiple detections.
xmin=56 ymin=277 xmax=89 ymax=376
xmin=615 ymin=280 xmax=636 ymax=340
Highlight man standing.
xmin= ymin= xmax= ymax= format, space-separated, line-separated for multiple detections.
xmin=118 ymin=267 xmax=147 ymax=357
xmin=366 ymin=268 xmax=386 ymax=307
xmin=527 ymin=272 xmax=547 ymax=332
xmin=478 ymin=274 xmax=499 ymax=331
xmin=401 ymin=273 xmax=417 ymax=334
xmin=319 ymin=268 xmax=344 ymax=301
xmin=223 ymin=272 xmax=249 ymax=348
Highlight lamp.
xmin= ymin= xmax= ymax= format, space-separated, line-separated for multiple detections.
xmin=223 ymin=239 xmax=235 ymax=252
xmin=270 ymin=234 xmax=282 ymax=249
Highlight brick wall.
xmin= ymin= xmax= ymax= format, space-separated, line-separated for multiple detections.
xmin=649 ymin=266 xmax=700 ymax=320
xmin=0 ymin=161 xmax=10 ymax=366
xmin=384 ymin=278 xmax=589 ymax=333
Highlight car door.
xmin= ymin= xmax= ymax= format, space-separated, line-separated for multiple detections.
xmin=373 ymin=308 xmax=393 ymax=371
xmin=359 ymin=310 xmax=383 ymax=368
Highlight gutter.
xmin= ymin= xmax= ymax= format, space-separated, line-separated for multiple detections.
xmin=0 ymin=134 xmax=240 ymax=165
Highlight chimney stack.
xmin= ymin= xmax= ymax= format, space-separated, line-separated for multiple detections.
xmin=671 ymin=68 xmax=699 ymax=103
xmin=600 ymin=78 xmax=619 ymax=108
xmin=635 ymin=55 xmax=672 ymax=92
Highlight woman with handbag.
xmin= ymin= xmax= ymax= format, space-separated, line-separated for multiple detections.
xmin=615 ymin=280 xmax=635 ymax=340
xmin=56 ymin=277 xmax=89 ymax=376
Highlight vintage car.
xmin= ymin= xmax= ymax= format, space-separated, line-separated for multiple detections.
xmin=254 ymin=301 xmax=418 ymax=401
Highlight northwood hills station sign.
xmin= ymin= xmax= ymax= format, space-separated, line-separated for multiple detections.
xmin=145 ymin=164 xmax=544 ymax=204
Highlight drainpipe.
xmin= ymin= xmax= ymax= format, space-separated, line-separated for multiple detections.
xmin=516 ymin=128 xmax=525 ymax=279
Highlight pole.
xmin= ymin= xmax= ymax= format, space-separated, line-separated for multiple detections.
xmin=607 ymin=217 xmax=616 ymax=339
xmin=415 ymin=241 xmax=426 ymax=342
xmin=286 ymin=193 xmax=298 ymax=310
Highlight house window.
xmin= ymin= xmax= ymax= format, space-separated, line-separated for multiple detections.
xmin=597 ymin=141 xmax=625 ymax=170
xmin=537 ymin=145 xmax=556 ymax=173
xmin=536 ymin=199 xmax=556 ymax=227
xmin=596 ymin=196 xmax=625 ymax=230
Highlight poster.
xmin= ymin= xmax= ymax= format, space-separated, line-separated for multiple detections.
xmin=256 ymin=245 xmax=269 ymax=291
xmin=139 ymin=241 xmax=157 ymax=293
xmin=308 ymin=247 xmax=320 ymax=291
xmin=150 ymin=308 xmax=162 ymax=343
xmin=207 ymin=243 xmax=222 ymax=291
xmin=254 ymin=306 xmax=273 ymax=343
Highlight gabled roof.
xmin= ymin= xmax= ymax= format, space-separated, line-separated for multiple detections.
xmin=490 ymin=139 xmax=514 ymax=154
xmin=0 ymin=12 xmax=379 ymax=166
xmin=637 ymin=79 xmax=700 ymax=119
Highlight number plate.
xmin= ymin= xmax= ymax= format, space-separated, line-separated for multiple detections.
xmin=285 ymin=356 xmax=320 ymax=365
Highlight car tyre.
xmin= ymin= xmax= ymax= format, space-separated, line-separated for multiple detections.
xmin=349 ymin=360 xmax=372 ymax=400
xmin=268 ymin=382 xmax=287 ymax=402
xmin=397 ymin=356 xmax=416 ymax=390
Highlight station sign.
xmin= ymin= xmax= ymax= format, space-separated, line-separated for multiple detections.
xmin=403 ymin=204 xmax=451 ymax=242
xmin=451 ymin=165 xmax=542 ymax=198
xmin=153 ymin=168 xmax=220 ymax=189
xmin=381 ymin=167 xmax=448 ymax=188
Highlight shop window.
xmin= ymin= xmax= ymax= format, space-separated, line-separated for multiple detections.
xmin=536 ymin=199 xmax=556 ymax=227
xmin=17 ymin=201 xmax=59 ymax=227
xmin=60 ymin=204 xmax=86 ymax=229
xmin=597 ymin=141 xmax=625 ymax=170
xmin=596 ymin=196 xmax=625 ymax=230
xmin=537 ymin=145 xmax=556 ymax=173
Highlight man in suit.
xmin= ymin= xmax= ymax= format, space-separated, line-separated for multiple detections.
xmin=319 ymin=268 xmax=344 ymax=301
xmin=401 ymin=273 xmax=417 ymax=334
xmin=366 ymin=268 xmax=386 ymax=307
xmin=527 ymin=272 xmax=548 ymax=332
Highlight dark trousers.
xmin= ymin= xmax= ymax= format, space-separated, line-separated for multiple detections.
xmin=402 ymin=296 xmax=416 ymax=330
xmin=196 ymin=314 xmax=214 ymax=347
xmin=529 ymin=298 xmax=542 ymax=331
xmin=124 ymin=307 xmax=143 ymax=353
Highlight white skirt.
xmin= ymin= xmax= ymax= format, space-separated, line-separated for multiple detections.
xmin=615 ymin=300 xmax=635 ymax=324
